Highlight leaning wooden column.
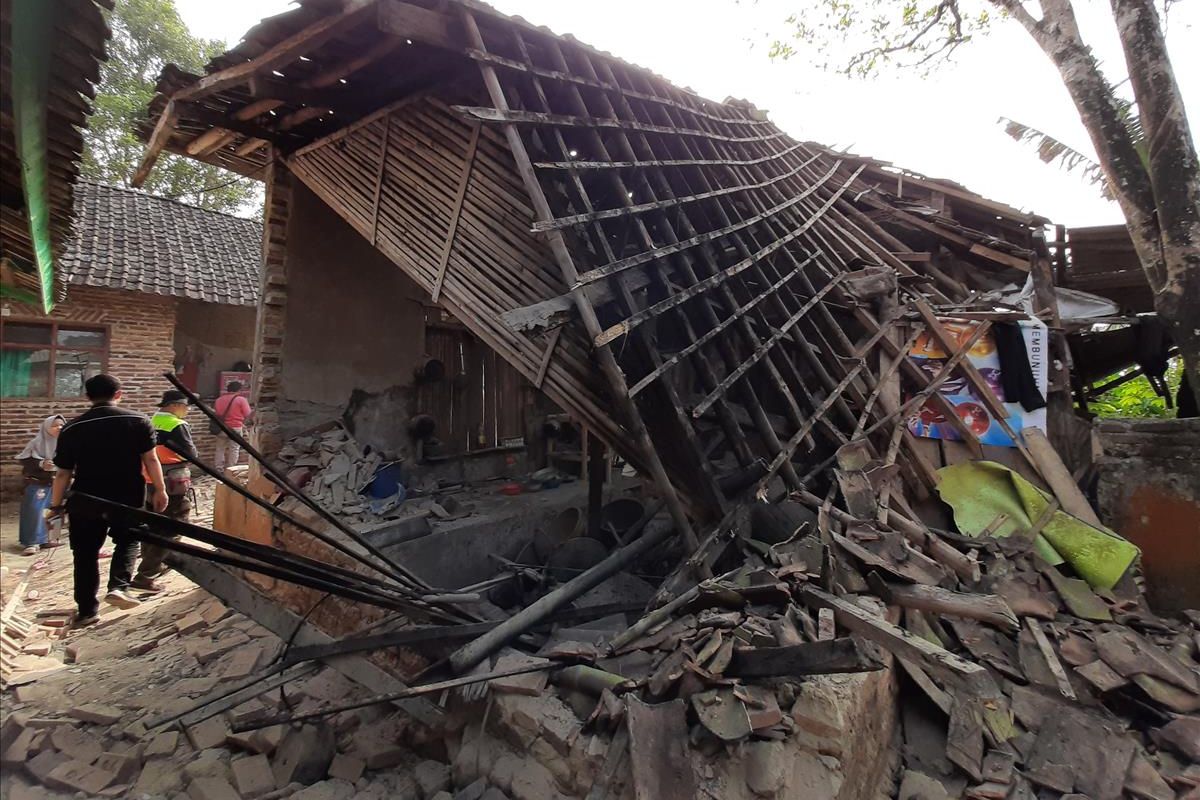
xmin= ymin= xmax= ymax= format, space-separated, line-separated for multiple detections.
xmin=587 ymin=432 xmax=605 ymax=539
xmin=458 ymin=8 xmax=698 ymax=551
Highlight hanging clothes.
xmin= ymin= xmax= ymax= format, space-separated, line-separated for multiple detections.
xmin=992 ymin=323 xmax=1046 ymax=412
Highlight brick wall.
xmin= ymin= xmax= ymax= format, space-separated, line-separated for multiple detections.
xmin=1 ymin=286 xmax=177 ymax=493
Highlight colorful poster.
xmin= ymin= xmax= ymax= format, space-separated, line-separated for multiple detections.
xmin=906 ymin=319 xmax=1047 ymax=448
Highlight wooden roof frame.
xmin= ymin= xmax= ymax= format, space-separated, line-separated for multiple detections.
xmin=137 ymin=0 xmax=1056 ymax=565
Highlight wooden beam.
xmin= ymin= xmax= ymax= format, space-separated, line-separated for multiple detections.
xmin=691 ymin=273 xmax=845 ymax=417
xmin=131 ymin=99 xmax=176 ymax=188
xmin=224 ymin=35 xmax=406 ymax=153
xmin=866 ymin=574 xmax=1019 ymax=633
xmin=455 ymin=105 xmax=788 ymax=146
xmin=431 ymin=123 xmax=481 ymax=302
xmin=247 ymin=75 xmax=349 ymax=109
xmin=174 ymin=0 xmax=377 ymax=102
xmin=1025 ymin=618 xmax=1077 ymax=700
xmin=799 ymin=586 xmax=1001 ymax=699
xmin=627 ymin=258 xmax=817 ymax=397
xmin=369 ymin=114 xmax=391 ymax=246
xmin=458 ymin=6 xmax=700 ymax=552
xmin=186 ymin=127 xmax=234 ymax=156
xmin=726 ymin=638 xmax=885 ymax=678
xmin=1022 ymin=427 xmax=1102 ymax=527
xmin=234 ymin=137 xmax=269 ymax=157
xmin=534 ymin=327 xmax=562 ymax=389
xmin=969 ymin=243 xmax=1032 ymax=272
xmin=177 ymin=103 xmax=281 ymax=144
xmin=376 ymin=0 xmax=462 ymax=49
xmin=277 ymin=106 xmax=330 ymax=130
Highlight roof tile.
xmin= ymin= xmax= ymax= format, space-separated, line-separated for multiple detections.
xmin=61 ymin=181 xmax=262 ymax=306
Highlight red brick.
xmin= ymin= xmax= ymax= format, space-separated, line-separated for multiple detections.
xmin=49 ymin=726 xmax=103 ymax=764
xmin=186 ymin=716 xmax=230 ymax=751
xmin=188 ymin=776 xmax=243 ymax=800
xmin=142 ymin=730 xmax=179 ymax=759
xmin=25 ymin=749 xmax=70 ymax=784
xmin=44 ymin=759 xmax=117 ymax=794
xmin=232 ymin=754 xmax=274 ymax=798
xmin=326 ymin=753 xmax=364 ymax=783
xmin=68 ymin=703 xmax=124 ymax=726
xmin=95 ymin=751 xmax=141 ymax=784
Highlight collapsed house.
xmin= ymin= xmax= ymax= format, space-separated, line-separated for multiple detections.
xmin=14 ymin=1 xmax=1190 ymax=798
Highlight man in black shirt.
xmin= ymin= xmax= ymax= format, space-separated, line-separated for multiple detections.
xmin=51 ymin=374 xmax=168 ymax=625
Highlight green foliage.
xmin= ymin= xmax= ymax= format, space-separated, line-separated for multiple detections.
xmin=81 ymin=0 xmax=261 ymax=216
xmin=1089 ymin=358 xmax=1184 ymax=419
xmin=768 ymin=0 xmax=994 ymax=76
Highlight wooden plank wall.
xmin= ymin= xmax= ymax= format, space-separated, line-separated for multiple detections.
xmin=417 ymin=323 xmax=527 ymax=452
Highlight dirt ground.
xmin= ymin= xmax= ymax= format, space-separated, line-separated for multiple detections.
xmin=0 ymin=478 xmax=282 ymax=799
xmin=0 ymin=474 xmax=466 ymax=800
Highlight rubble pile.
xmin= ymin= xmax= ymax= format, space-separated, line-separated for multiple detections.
xmin=541 ymin=505 xmax=1200 ymax=799
xmin=180 ymin=461 xmax=1193 ymax=800
xmin=1 ymin=587 xmax=506 ymax=800
xmin=275 ymin=427 xmax=390 ymax=521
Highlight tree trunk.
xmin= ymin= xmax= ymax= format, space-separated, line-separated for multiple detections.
xmin=993 ymin=0 xmax=1200 ymax=393
xmin=1110 ymin=0 xmax=1200 ymax=397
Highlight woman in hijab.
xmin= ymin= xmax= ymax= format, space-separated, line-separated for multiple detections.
xmin=17 ymin=414 xmax=65 ymax=555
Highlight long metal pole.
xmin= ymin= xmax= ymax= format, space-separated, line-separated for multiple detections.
xmin=232 ymin=661 xmax=558 ymax=732
xmin=167 ymin=443 xmax=431 ymax=596
xmin=163 ymin=372 xmax=430 ymax=591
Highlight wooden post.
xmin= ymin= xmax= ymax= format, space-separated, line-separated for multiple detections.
xmin=457 ymin=7 xmax=700 ymax=552
xmin=587 ymin=431 xmax=605 ymax=539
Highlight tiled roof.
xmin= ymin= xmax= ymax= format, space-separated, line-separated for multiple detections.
xmin=61 ymin=181 xmax=262 ymax=306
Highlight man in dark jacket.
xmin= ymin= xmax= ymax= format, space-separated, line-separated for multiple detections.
xmin=132 ymin=389 xmax=198 ymax=593
xmin=51 ymin=374 xmax=168 ymax=626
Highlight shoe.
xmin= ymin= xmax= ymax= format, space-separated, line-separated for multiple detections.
xmin=130 ymin=576 xmax=165 ymax=594
xmin=104 ymin=589 xmax=141 ymax=609
xmin=71 ymin=612 xmax=100 ymax=628
xmin=21 ymin=546 xmax=39 ymax=556
xmin=40 ymin=541 xmax=65 ymax=549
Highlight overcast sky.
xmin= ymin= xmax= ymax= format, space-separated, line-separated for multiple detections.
xmin=177 ymin=0 xmax=1198 ymax=228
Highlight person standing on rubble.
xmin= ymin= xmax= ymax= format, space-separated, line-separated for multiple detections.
xmin=16 ymin=414 xmax=67 ymax=556
xmin=130 ymin=389 xmax=198 ymax=594
xmin=212 ymin=380 xmax=253 ymax=473
xmin=48 ymin=374 xmax=169 ymax=626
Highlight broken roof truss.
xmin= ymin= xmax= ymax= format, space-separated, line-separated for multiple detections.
xmin=136 ymin=0 xmax=1046 ymax=551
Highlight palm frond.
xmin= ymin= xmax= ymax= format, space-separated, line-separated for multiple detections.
xmin=998 ymin=116 xmax=1115 ymax=200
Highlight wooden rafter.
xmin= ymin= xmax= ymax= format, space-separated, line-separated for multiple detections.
xmin=174 ymin=0 xmax=377 ymax=103
xmin=130 ymin=99 xmax=176 ymax=188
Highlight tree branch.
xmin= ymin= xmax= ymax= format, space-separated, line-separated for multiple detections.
xmin=989 ymin=0 xmax=1043 ymax=40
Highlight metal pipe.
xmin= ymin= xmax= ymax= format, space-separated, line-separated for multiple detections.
xmin=67 ymin=493 xmax=464 ymax=622
xmin=448 ymin=501 xmax=668 ymax=674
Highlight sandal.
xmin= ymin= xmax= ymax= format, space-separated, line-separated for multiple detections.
xmin=98 ymin=548 xmax=112 ymax=559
